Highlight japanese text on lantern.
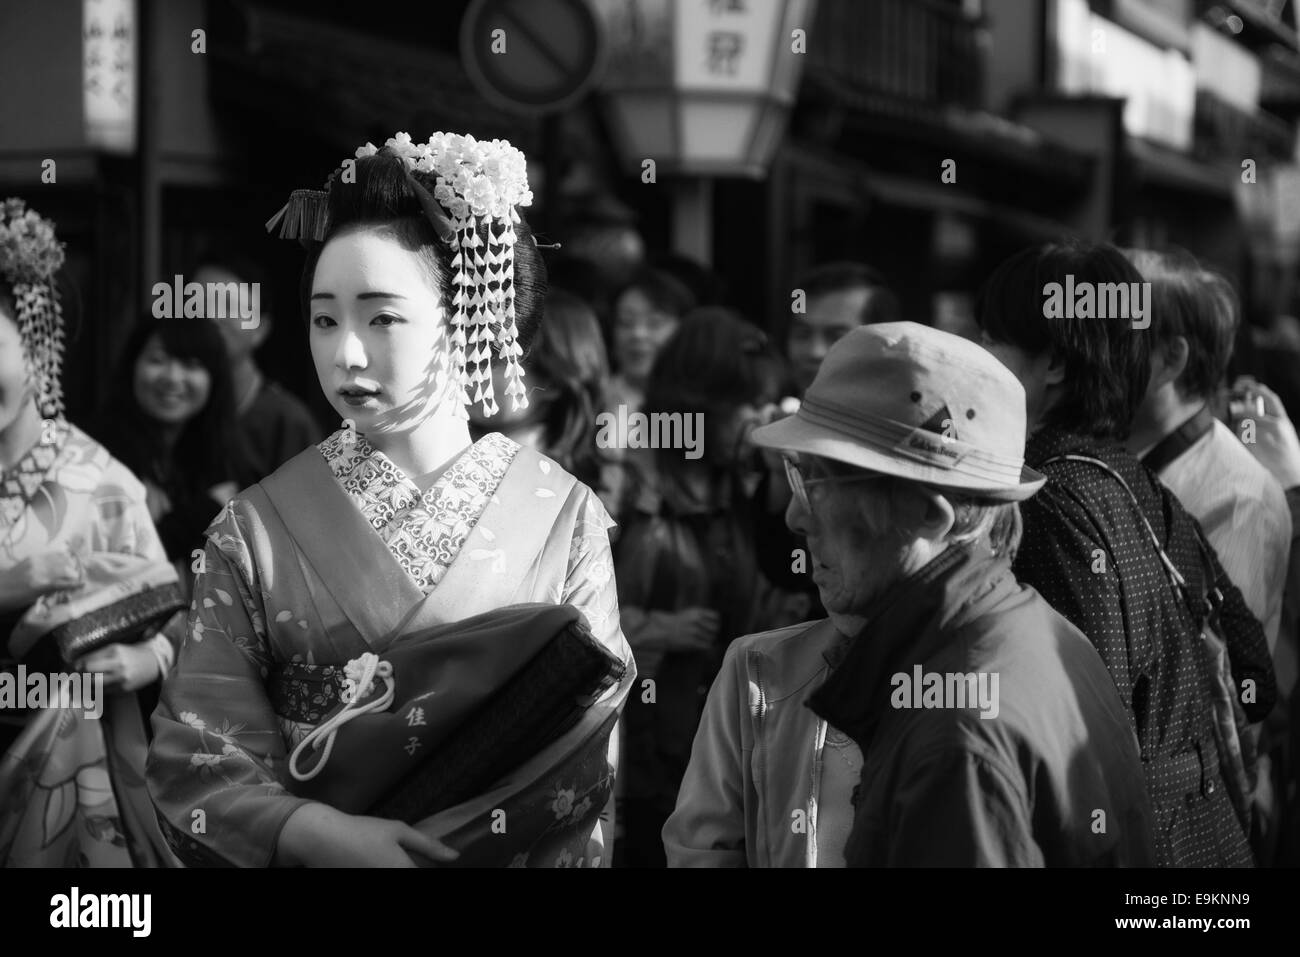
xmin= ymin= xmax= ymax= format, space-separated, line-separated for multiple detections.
xmin=82 ymin=0 xmax=137 ymax=152
xmin=677 ymin=0 xmax=777 ymax=90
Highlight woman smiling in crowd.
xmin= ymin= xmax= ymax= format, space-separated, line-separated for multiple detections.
xmin=88 ymin=318 xmax=243 ymax=576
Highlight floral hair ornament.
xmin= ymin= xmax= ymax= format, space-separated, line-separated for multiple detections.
xmin=0 ymin=198 xmax=67 ymax=420
xmin=266 ymin=131 xmax=538 ymax=418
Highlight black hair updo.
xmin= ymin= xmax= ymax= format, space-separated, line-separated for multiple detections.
xmin=299 ymin=145 xmax=548 ymax=359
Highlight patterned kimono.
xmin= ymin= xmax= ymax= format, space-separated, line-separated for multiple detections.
xmin=0 ymin=422 xmax=178 ymax=867
xmin=147 ymin=430 xmax=635 ymax=867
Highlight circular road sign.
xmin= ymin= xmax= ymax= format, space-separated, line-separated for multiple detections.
xmin=460 ymin=0 xmax=607 ymax=116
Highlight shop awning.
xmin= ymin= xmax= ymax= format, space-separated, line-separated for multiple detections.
xmin=800 ymin=67 xmax=1095 ymax=189
xmin=865 ymin=168 xmax=1080 ymax=239
xmin=1126 ymin=137 xmax=1235 ymax=198
xmin=785 ymin=144 xmax=1083 ymax=242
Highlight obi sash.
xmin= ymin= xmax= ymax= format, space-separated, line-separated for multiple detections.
xmin=253 ymin=442 xmax=634 ymax=866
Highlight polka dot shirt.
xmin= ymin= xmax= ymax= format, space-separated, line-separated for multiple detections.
xmin=1014 ymin=428 xmax=1271 ymax=867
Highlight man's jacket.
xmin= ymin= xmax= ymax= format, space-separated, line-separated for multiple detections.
xmin=809 ymin=543 xmax=1156 ymax=867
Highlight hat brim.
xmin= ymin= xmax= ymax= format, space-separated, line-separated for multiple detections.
xmin=750 ymin=415 xmax=1046 ymax=503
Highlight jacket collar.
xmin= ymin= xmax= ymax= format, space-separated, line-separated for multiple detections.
xmin=754 ymin=618 xmax=845 ymax=704
xmin=1025 ymin=425 xmax=1129 ymax=469
xmin=808 ymin=541 xmax=1017 ymax=747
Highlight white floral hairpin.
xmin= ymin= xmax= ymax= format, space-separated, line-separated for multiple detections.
xmin=0 ymin=199 xmax=67 ymax=420
xmin=268 ymin=132 xmax=537 ymax=419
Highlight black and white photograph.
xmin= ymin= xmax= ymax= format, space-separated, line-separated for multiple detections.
xmin=0 ymin=0 xmax=1294 ymax=936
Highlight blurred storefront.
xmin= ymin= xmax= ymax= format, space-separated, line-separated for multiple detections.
xmin=746 ymin=0 xmax=1300 ymax=335
xmin=769 ymin=0 xmax=1100 ymax=334
xmin=0 ymin=0 xmax=547 ymax=417
xmin=3 ymin=0 xmax=1300 ymax=407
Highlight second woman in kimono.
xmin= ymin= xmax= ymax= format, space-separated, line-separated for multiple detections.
xmin=146 ymin=133 xmax=635 ymax=867
xmin=0 ymin=199 xmax=185 ymax=867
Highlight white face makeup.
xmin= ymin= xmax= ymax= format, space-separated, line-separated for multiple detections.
xmin=0 ymin=305 xmax=35 ymax=435
xmin=309 ymin=226 xmax=452 ymax=434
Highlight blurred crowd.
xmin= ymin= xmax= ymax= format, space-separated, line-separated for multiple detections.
xmin=4 ymin=208 xmax=1300 ymax=867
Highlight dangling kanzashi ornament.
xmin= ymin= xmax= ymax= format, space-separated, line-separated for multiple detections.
xmin=267 ymin=132 xmax=536 ymax=419
xmin=0 ymin=199 xmax=67 ymax=421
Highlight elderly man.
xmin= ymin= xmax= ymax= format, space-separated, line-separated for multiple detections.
xmin=663 ymin=322 xmax=1154 ymax=867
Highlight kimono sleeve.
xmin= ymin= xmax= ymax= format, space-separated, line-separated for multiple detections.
xmin=97 ymin=457 xmax=182 ymax=667
xmin=94 ymin=458 xmax=169 ymax=565
xmin=663 ymin=639 xmax=751 ymax=867
xmin=561 ymin=488 xmax=635 ymax=867
xmin=563 ymin=489 xmax=634 ymax=684
xmin=146 ymin=502 xmax=312 ymax=867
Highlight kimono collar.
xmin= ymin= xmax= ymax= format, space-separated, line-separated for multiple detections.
xmin=809 ymin=541 xmax=1017 ymax=747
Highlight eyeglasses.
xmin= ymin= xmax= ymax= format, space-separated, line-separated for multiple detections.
xmin=782 ymin=456 xmax=890 ymax=512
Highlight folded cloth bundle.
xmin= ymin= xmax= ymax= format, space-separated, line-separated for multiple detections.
xmin=8 ymin=553 xmax=183 ymax=664
xmin=371 ymin=614 xmax=623 ymax=823
xmin=270 ymin=602 xmax=626 ymax=822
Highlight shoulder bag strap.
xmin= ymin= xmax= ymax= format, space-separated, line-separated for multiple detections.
xmin=1039 ymin=453 xmax=1196 ymax=605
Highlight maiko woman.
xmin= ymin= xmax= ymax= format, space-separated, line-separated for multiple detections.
xmin=0 ymin=199 xmax=184 ymax=867
xmin=146 ymin=133 xmax=635 ymax=867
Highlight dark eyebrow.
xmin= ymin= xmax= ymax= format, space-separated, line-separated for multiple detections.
xmin=308 ymin=292 xmax=407 ymax=301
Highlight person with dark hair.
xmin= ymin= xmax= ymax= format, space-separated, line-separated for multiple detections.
xmin=750 ymin=259 xmax=900 ymax=625
xmin=469 ymin=287 xmax=616 ymax=505
xmin=976 ymin=238 xmax=1276 ymax=867
xmin=666 ymin=323 xmax=1153 ymax=867
xmin=89 ymin=316 xmax=243 ymax=570
xmin=1221 ymin=374 xmax=1300 ymax=864
xmin=191 ymin=248 xmax=323 ymax=480
xmin=753 ymin=261 xmax=902 ymax=624
xmin=0 ymin=200 xmax=183 ymax=867
xmin=787 ymin=261 xmax=901 ymax=395
xmin=648 ymin=252 xmax=728 ymax=309
xmin=147 ymin=133 xmax=633 ymax=869
xmin=612 ymin=307 xmax=783 ymax=866
xmin=1125 ymin=250 xmax=1290 ymax=652
xmin=1124 ymin=253 xmax=1291 ymax=856
xmin=607 ymin=267 xmax=696 ymax=416
xmin=1123 ymin=248 xmax=1294 ymax=858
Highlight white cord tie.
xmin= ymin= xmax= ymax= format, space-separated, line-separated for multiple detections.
xmin=289 ymin=652 xmax=395 ymax=782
